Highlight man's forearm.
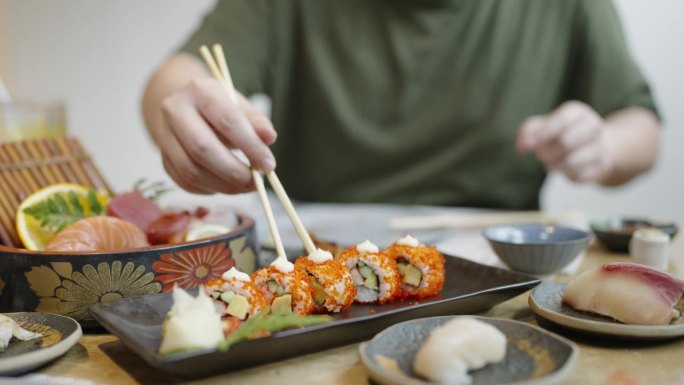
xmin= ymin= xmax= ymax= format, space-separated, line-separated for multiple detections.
xmin=601 ymin=107 xmax=661 ymax=186
xmin=141 ymin=53 xmax=209 ymax=146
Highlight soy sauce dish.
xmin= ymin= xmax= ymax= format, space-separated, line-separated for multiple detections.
xmin=590 ymin=218 xmax=678 ymax=253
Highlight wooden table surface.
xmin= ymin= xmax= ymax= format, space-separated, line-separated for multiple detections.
xmin=33 ymin=231 xmax=684 ymax=385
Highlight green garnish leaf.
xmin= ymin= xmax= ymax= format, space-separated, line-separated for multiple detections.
xmin=88 ymin=189 xmax=103 ymax=215
xmin=218 ymin=308 xmax=333 ymax=351
xmin=68 ymin=191 xmax=84 ymax=216
xmin=133 ymin=178 xmax=173 ymax=201
xmin=23 ymin=188 xmax=106 ymax=233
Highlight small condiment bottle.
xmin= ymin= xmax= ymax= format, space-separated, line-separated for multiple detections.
xmin=629 ymin=228 xmax=671 ymax=271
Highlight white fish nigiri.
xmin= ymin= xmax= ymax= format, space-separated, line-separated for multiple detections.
xmin=562 ymin=262 xmax=684 ymax=325
xmin=0 ymin=314 xmax=42 ymax=352
xmin=413 ymin=317 xmax=507 ymax=385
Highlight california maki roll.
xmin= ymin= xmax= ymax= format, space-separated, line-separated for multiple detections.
xmin=252 ymin=256 xmax=315 ymax=316
xmin=205 ymin=267 xmax=268 ymax=320
xmin=294 ymin=249 xmax=356 ymax=313
xmin=385 ymin=235 xmax=445 ymax=299
xmin=338 ymin=240 xmax=401 ymax=304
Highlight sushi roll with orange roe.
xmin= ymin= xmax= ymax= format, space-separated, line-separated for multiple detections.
xmin=294 ymin=249 xmax=356 ymax=313
xmin=385 ymin=235 xmax=445 ymax=300
xmin=338 ymin=240 xmax=401 ymax=304
xmin=205 ymin=267 xmax=268 ymax=320
xmin=252 ymin=256 xmax=315 ymax=316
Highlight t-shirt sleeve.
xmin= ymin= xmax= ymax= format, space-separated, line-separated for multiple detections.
xmin=179 ymin=0 xmax=273 ymax=95
xmin=568 ymin=0 xmax=660 ymax=120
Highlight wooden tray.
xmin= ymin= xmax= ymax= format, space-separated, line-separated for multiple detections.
xmin=0 ymin=136 xmax=112 ymax=247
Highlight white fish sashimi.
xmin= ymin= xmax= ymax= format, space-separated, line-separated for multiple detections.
xmin=0 ymin=314 xmax=42 ymax=352
xmin=413 ymin=317 xmax=507 ymax=385
xmin=562 ymin=262 xmax=684 ymax=325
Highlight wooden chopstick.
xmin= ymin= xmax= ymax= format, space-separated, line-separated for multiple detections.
xmin=200 ymin=43 xmax=318 ymax=256
xmin=199 ymin=44 xmax=289 ymax=258
xmin=265 ymin=172 xmax=315 ymax=254
xmin=253 ymin=169 xmax=287 ymax=258
xmin=388 ymin=210 xmax=585 ymax=230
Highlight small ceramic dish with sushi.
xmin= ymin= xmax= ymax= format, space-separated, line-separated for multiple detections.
xmin=0 ymin=312 xmax=82 ymax=375
xmin=529 ymin=263 xmax=684 ymax=340
xmin=359 ymin=315 xmax=578 ymax=385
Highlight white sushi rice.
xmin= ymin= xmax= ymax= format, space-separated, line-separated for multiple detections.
xmin=344 ymin=253 xmax=394 ymax=303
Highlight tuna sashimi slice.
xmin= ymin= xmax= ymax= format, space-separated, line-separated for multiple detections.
xmin=562 ymin=262 xmax=684 ymax=325
xmin=146 ymin=212 xmax=192 ymax=245
xmin=107 ymin=191 xmax=163 ymax=231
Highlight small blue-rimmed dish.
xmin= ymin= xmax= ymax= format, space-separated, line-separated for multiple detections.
xmin=483 ymin=224 xmax=592 ymax=275
xmin=590 ymin=218 xmax=678 ymax=253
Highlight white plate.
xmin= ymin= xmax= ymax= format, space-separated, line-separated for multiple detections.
xmin=359 ymin=316 xmax=578 ymax=385
xmin=529 ymin=282 xmax=684 ymax=340
xmin=0 ymin=313 xmax=82 ymax=375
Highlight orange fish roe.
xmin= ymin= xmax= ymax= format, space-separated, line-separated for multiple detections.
xmin=338 ymin=247 xmax=401 ymax=305
xmin=251 ymin=266 xmax=315 ymax=316
xmin=204 ymin=276 xmax=269 ymax=319
xmin=385 ymin=243 xmax=445 ymax=300
xmin=295 ymin=257 xmax=356 ymax=313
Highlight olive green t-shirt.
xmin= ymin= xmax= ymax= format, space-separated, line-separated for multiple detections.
xmin=181 ymin=0 xmax=658 ymax=209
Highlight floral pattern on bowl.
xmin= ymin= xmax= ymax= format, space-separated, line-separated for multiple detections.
xmin=0 ymin=213 xmax=257 ymax=326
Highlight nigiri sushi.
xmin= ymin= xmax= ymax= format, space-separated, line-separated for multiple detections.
xmin=562 ymin=262 xmax=684 ymax=325
xmin=0 ymin=314 xmax=42 ymax=352
xmin=413 ymin=317 xmax=507 ymax=385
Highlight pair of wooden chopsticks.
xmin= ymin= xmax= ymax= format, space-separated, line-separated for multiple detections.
xmin=199 ymin=44 xmax=316 ymax=259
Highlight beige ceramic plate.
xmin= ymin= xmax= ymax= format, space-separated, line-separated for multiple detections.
xmin=0 ymin=312 xmax=82 ymax=375
xmin=529 ymin=282 xmax=684 ymax=340
xmin=359 ymin=316 xmax=578 ymax=385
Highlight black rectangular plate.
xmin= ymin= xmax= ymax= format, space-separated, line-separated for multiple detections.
xmin=89 ymin=254 xmax=539 ymax=379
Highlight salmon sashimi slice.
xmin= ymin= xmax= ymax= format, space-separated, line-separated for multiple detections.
xmin=46 ymin=216 xmax=149 ymax=252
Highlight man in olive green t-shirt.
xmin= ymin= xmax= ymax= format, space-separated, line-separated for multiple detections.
xmin=142 ymin=0 xmax=660 ymax=210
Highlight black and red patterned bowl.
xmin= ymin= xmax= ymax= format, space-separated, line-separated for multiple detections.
xmin=0 ymin=213 xmax=257 ymax=326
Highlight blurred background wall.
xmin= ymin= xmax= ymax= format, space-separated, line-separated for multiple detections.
xmin=0 ymin=0 xmax=681 ymax=220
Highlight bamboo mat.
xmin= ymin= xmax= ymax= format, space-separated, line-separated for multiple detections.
xmin=0 ymin=137 xmax=112 ymax=247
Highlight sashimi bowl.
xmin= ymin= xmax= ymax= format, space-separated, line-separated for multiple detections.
xmin=483 ymin=224 xmax=592 ymax=275
xmin=0 ymin=212 xmax=258 ymax=326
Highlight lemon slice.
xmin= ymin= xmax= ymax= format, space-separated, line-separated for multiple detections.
xmin=185 ymin=224 xmax=231 ymax=242
xmin=16 ymin=183 xmax=108 ymax=250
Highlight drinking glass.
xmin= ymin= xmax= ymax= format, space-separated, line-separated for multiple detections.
xmin=0 ymin=102 xmax=67 ymax=142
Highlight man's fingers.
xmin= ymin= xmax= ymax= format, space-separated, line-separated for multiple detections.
xmin=192 ymin=80 xmax=276 ymax=172
xmin=536 ymin=140 xmax=568 ymax=170
xmin=532 ymin=101 xmax=588 ymax=146
xmin=516 ymin=116 xmax=546 ymax=152
xmin=238 ymin=93 xmax=277 ymax=145
xmin=164 ymin=100 xmax=253 ymax=189
xmin=162 ymin=157 xmax=212 ymax=195
xmin=560 ymin=141 xmax=600 ymax=175
xmin=556 ymin=116 xmax=601 ymax=153
xmin=159 ymin=129 xmax=252 ymax=194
